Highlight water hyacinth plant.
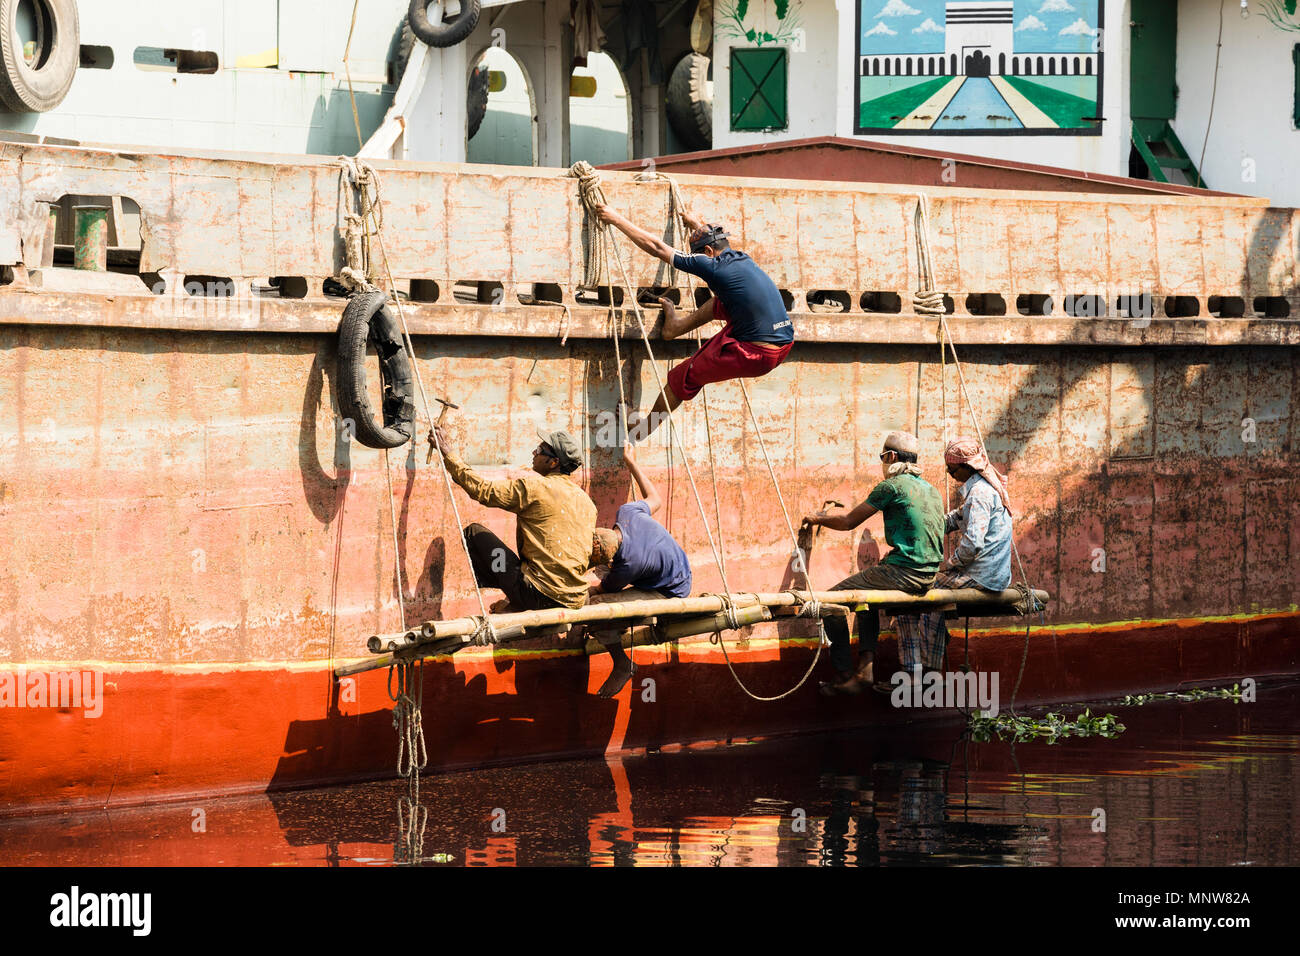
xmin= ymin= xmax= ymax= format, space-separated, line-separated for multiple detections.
xmin=968 ymin=709 xmax=1126 ymax=744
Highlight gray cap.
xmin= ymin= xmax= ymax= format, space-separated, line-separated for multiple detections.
xmin=882 ymin=430 xmax=919 ymax=456
xmin=536 ymin=427 xmax=583 ymax=473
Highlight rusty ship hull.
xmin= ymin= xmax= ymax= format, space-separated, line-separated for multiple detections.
xmin=2 ymin=141 xmax=1299 ymax=815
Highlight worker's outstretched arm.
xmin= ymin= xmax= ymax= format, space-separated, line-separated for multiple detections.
xmin=596 ymin=205 xmax=676 ymax=264
xmin=621 ymin=445 xmax=662 ymax=515
xmin=803 ymin=498 xmax=878 ymax=533
xmin=433 ymin=424 xmax=530 ymax=513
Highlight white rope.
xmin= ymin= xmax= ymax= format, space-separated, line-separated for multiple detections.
xmin=914 ymin=194 xmax=1042 ymax=711
xmin=576 ymin=166 xmax=826 ymax=700
xmin=336 ymin=157 xmax=498 ymax=646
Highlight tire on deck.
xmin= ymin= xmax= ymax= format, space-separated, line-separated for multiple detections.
xmin=0 ymin=0 xmax=80 ymax=112
xmin=407 ymin=0 xmax=481 ymax=49
xmin=336 ymin=291 xmax=416 ymax=450
xmin=666 ymin=52 xmax=712 ymax=151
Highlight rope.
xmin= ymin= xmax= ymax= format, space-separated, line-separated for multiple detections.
xmin=335 ymin=156 xmax=497 ymax=648
xmin=701 ymin=592 xmax=827 ymax=702
xmin=572 ymin=163 xmax=729 ymax=594
xmin=395 ymin=790 xmax=428 ymax=865
xmin=572 ymin=160 xmax=611 ymax=291
xmin=336 ymin=56 xmax=501 ymax=794
xmin=574 ymin=163 xmax=823 ymax=701
xmin=635 ymin=170 xmax=818 ymax=602
xmin=914 ymin=194 xmax=1039 ymax=714
xmin=336 ymin=156 xmax=383 ymax=293
xmin=388 ymin=658 xmax=427 ymax=778
xmin=557 ymin=301 xmax=572 ymax=348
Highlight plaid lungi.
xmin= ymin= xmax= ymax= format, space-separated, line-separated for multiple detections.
xmin=893 ymin=569 xmax=980 ymax=673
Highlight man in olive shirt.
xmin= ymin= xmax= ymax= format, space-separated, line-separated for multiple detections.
xmin=801 ymin=431 xmax=944 ymax=695
xmin=432 ymin=423 xmax=597 ymax=612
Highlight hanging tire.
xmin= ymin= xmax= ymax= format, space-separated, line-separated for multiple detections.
xmin=394 ymin=19 xmax=489 ymax=138
xmin=0 ymin=0 xmax=79 ymax=112
xmin=666 ymin=52 xmax=712 ymax=151
xmin=408 ymin=0 xmax=481 ymax=49
xmin=466 ymin=63 xmax=489 ymax=140
xmin=336 ymin=291 xmax=416 ymax=449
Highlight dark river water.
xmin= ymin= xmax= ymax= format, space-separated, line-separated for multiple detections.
xmin=4 ymin=681 xmax=1298 ymax=867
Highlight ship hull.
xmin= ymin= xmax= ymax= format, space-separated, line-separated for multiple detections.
xmin=2 ymin=144 xmax=1299 ymax=815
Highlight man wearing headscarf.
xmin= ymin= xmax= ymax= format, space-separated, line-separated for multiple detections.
xmin=801 ymin=430 xmax=945 ymax=695
xmin=894 ymin=436 xmax=1014 ymax=678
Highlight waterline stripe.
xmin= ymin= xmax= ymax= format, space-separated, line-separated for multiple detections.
xmin=4 ymin=608 xmax=1297 ymax=672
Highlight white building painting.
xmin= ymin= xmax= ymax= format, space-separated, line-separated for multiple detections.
xmin=859 ymin=1 xmax=1098 ymax=78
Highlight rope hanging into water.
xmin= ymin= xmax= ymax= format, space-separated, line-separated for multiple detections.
xmin=573 ymin=164 xmax=825 ymax=700
xmin=335 ymin=149 xmax=502 ymax=801
xmin=335 ymin=157 xmax=498 ymax=644
xmin=914 ymin=194 xmax=1042 ymax=714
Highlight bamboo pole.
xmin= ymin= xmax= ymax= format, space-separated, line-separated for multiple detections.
xmin=655 ymin=605 xmax=772 ymax=641
xmin=338 ymin=588 xmax=1049 ymax=678
xmin=394 ymin=588 xmax=1045 ymax=643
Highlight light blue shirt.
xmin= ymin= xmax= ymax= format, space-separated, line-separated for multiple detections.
xmin=945 ymin=474 xmax=1012 ymax=591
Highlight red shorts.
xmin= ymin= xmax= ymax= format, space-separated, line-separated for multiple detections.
xmin=666 ymin=300 xmax=793 ymax=401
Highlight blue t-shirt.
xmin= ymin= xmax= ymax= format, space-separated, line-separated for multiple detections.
xmin=600 ymin=501 xmax=692 ymax=599
xmin=672 ymin=249 xmax=794 ymax=346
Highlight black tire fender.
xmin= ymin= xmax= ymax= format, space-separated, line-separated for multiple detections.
xmin=408 ymin=0 xmax=481 ymax=49
xmin=0 ymin=0 xmax=79 ymax=112
xmin=466 ymin=63 xmax=489 ymax=140
xmin=336 ymin=291 xmax=416 ymax=450
xmin=666 ymin=52 xmax=712 ymax=152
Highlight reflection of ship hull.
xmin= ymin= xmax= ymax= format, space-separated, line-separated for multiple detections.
xmin=1 ymin=141 xmax=1299 ymax=816
xmin=3 ymin=684 xmax=1296 ymax=866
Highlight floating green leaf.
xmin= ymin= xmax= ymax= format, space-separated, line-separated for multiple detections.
xmin=968 ymin=708 xmax=1126 ymax=744
xmin=1119 ymin=684 xmax=1242 ymax=706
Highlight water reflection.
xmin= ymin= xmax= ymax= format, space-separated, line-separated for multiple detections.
xmin=2 ymin=682 xmax=1297 ymax=866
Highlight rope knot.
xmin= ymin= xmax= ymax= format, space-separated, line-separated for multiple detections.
xmin=468 ymin=615 xmax=498 ymax=647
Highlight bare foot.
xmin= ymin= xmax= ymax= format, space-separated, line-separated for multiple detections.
xmin=598 ymin=658 xmax=636 ymax=698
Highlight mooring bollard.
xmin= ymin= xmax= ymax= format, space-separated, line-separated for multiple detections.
xmin=72 ymin=205 xmax=110 ymax=272
xmin=42 ymin=204 xmax=57 ymax=269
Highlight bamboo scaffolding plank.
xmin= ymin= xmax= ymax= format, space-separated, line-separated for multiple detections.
xmin=338 ymin=588 xmax=1048 ymax=677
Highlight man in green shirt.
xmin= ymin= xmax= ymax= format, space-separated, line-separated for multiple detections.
xmin=801 ymin=431 xmax=944 ymax=695
xmin=433 ymin=422 xmax=597 ymax=612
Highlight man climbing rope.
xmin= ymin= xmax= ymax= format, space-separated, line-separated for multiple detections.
xmin=586 ymin=444 xmax=692 ymax=697
xmin=893 ymin=437 xmax=1013 ymax=679
xmin=801 ymin=431 xmax=944 ymax=696
xmin=432 ymin=422 xmax=597 ymax=613
xmin=594 ymin=202 xmax=794 ymax=442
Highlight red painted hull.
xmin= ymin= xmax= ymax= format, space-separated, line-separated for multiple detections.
xmin=4 ymin=612 xmax=1296 ymax=817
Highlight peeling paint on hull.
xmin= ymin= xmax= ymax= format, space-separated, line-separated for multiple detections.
xmin=2 ymin=144 xmax=1298 ymax=814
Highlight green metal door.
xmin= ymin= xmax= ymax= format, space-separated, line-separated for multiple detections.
xmin=1131 ymin=0 xmax=1178 ymax=120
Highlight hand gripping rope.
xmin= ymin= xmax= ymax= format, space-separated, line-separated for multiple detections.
xmin=572 ymin=163 xmax=828 ymax=700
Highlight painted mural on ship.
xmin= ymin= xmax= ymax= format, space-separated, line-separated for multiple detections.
xmin=856 ymin=0 xmax=1103 ymax=135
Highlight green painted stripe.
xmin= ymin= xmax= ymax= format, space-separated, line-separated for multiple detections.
xmin=1001 ymin=75 xmax=1097 ymax=129
xmin=859 ymin=76 xmax=953 ymax=129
